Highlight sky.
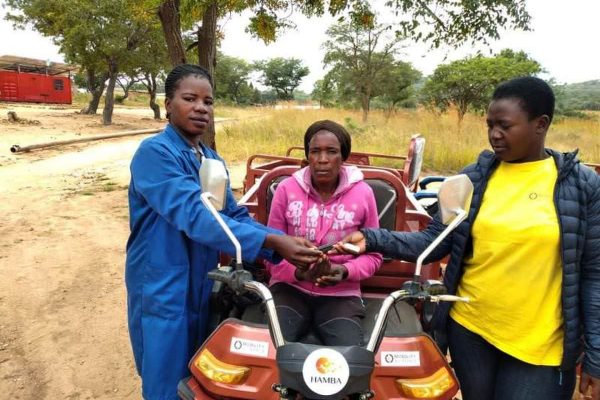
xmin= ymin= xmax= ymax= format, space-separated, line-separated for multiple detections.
xmin=1 ymin=0 xmax=599 ymax=92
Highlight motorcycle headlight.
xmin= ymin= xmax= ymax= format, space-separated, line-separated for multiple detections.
xmin=395 ymin=366 xmax=454 ymax=398
xmin=195 ymin=349 xmax=250 ymax=385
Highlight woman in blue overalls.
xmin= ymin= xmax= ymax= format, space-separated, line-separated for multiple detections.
xmin=125 ymin=64 xmax=321 ymax=400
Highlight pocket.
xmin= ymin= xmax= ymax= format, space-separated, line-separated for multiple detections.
xmin=142 ymin=262 xmax=188 ymax=319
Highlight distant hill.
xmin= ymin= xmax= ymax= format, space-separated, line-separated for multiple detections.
xmin=555 ymin=80 xmax=600 ymax=111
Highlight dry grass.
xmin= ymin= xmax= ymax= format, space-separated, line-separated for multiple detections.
xmin=215 ymin=107 xmax=600 ymax=174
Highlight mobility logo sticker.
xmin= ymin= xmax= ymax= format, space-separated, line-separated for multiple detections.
xmin=229 ymin=337 xmax=269 ymax=358
xmin=302 ymin=348 xmax=349 ymax=396
xmin=381 ymin=351 xmax=420 ymax=367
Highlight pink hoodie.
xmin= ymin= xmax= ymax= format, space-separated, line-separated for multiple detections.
xmin=266 ymin=165 xmax=382 ymax=297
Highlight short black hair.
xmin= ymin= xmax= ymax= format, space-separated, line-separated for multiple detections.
xmin=165 ymin=64 xmax=213 ymax=100
xmin=304 ymin=120 xmax=352 ymax=161
xmin=492 ymin=76 xmax=555 ymax=123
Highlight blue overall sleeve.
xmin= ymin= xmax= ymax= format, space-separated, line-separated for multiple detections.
xmin=131 ymin=142 xmax=268 ymax=262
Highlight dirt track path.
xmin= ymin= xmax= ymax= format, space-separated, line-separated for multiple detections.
xmin=0 ymin=105 xmax=247 ymax=399
xmin=1 ymin=135 xmax=148 ymax=399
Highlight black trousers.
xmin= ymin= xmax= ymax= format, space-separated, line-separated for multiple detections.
xmin=270 ymin=282 xmax=366 ymax=346
xmin=447 ymin=318 xmax=576 ymax=400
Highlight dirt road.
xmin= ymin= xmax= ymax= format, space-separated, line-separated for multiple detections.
xmin=0 ymin=104 xmax=244 ymax=399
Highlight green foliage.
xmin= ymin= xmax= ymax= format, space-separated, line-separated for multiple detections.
xmin=214 ymin=53 xmax=254 ymax=104
xmin=5 ymin=0 xmax=167 ymax=122
xmin=420 ymin=49 xmax=542 ymax=122
xmin=555 ymin=80 xmax=600 ymax=111
xmin=312 ymin=78 xmax=337 ymax=107
xmin=322 ymin=15 xmax=417 ymax=121
xmin=181 ymin=0 xmax=530 ymax=48
xmin=254 ymin=57 xmax=309 ymax=100
xmin=377 ymin=61 xmax=422 ymax=115
xmin=383 ymin=0 xmax=530 ymax=48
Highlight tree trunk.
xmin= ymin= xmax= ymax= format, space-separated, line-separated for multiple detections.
xmin=147 ymin=73 xmax=161 ymax=119
xmin=102 ymin=60 xmax=118 ymax=125
xmin=81 ymin=70 xmax=107 ymax=115
xmin=117 ymin=78 xmax=135 ymax=102
xmin=456 ymin=101 xmax=468 ymax=129
xmin=158 ymin=0 xmax=186 ymax=67
xmin=361 ymin=94 xmax=370 ymax=122
xmin=197 ymin=0 xmax=218 ymax=150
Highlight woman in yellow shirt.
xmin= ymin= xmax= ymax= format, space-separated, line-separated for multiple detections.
xmin=335 ymin=77 xmax=600 ymax=400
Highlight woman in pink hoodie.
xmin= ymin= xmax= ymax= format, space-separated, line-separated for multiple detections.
xmin=266 ymin=120 xmax=382 ymax=346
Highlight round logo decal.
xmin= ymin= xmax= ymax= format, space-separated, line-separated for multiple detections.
xmin=302 ymin=348 xmax=350 ymax=396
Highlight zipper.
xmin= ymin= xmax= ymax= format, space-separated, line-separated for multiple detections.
xmin=558 ymin=367 xmax=563 ymax=386
xmin=552 ymin=155 xmax=567 ymax=370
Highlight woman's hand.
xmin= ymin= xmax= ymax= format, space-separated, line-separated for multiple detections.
xmin=579 ymin=372 xmax=600 ymax=400
xmin=265 ymin=234 xmax=321 ymax=271
xmin=315 ymin=263 xmax=348 ymax=287
xmin=294 ymin=255 xmax=347 ymax=286
xmin=331 ymin=231 xmax=366 ymax=255
xmin=295 ymin=255 xmax=331 ymax=282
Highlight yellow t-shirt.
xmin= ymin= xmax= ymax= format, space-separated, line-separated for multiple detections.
xmin=450 ymin=157 xmax=563 ymax=366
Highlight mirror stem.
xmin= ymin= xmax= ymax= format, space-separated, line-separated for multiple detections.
xmin=413 ymin=209 xmax=467 ymax=282
xmin=200 ymin=192 xmax=243 ymax=266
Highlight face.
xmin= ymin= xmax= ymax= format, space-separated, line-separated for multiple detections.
xmin=486 ymin=98 xmax=549 ymax=163
xmin=165 ymin=75 xmax=213 ymax=142
xmin=307 ymin=130 xmax=343 ymax=189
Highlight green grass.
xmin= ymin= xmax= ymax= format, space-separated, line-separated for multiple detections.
xmin=215 ymin=107 xmax=600 ymax=173
xmin=72 ymin=92 xmax=600 ymax=172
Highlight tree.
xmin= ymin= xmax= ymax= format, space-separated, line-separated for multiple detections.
xmin=6 ymin=0 xmax=153 ymax=125
xmin=155 ymin=0 xmax=530 ymax=144
xmin=420 ymin=49 xmax=542 ymax=123
xmin=378 ymin=61 xmax=422 ymax=118
xmin=323 ymin=17 xmax=404 ymax=122
xmin=140 ymin=0 xmax=535 ymax=144
xmin=123 ymin=21 xmax=170 ymax=119
xmin=214 ymin=54 xmax=253 ymax=104
xmin=254 ymin=58 xmax=309 ymax=100
xmin=312 ymin=77 xmax=337 ymax=108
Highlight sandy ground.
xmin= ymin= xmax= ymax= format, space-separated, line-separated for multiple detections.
xmin=0 ymin=103 xmax=247 ymax=399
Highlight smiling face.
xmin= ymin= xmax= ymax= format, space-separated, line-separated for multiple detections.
xmin=308 ymin=130 xmax=343 ymax=192
xmin=165 ymin=75 xmax=214 ymax=143
xmin=486 ymin=98 xmax=549 ymax=163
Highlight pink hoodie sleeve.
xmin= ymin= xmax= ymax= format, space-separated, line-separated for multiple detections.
xmin=342 ymin=184 xmax=383 ymax=282
xmin=264 ymin=180 xmax=301 ymax=283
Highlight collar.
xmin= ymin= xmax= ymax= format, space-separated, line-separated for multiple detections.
xmin=165 ymin=123 xmax=208 ymax=158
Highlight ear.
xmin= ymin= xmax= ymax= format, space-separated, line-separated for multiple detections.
xmin=165 ymin=97 xmax=172 ymax=113
xmin=535 ymin=115 xmax=550 ymax=135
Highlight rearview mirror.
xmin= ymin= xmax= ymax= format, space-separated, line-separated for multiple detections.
xmin=199 ymin=158 xmax=228 ymax=211
xmin=437 ymin=174 xmax=473 ymax=225
xmin=411 ymin=173 xmax=473 ymax=285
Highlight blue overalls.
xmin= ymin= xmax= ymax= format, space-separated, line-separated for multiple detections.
xmin=126 ymin=124 xmax=280 ymax=399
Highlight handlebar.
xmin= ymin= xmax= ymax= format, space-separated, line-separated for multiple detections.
xmin=429 ymin=294 xmax=470 ymax=303
xmin=209 ymin=269 xmax=470 ymax=352
xmin=366 ymin=283 xmax=470 ymax=351
xmin=207 ymin=268 xmax=253 ymax=294
xmin=207 ymin=269 xmax=231 ymax=284
xmin=207 ymin=268 xmax=286 ymax=348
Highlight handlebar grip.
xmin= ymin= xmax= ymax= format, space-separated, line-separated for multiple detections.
xmin=207 ymin=269 xmax=231 ymax=283
xmin=435 ymin=294 xmax=470 ymax=303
